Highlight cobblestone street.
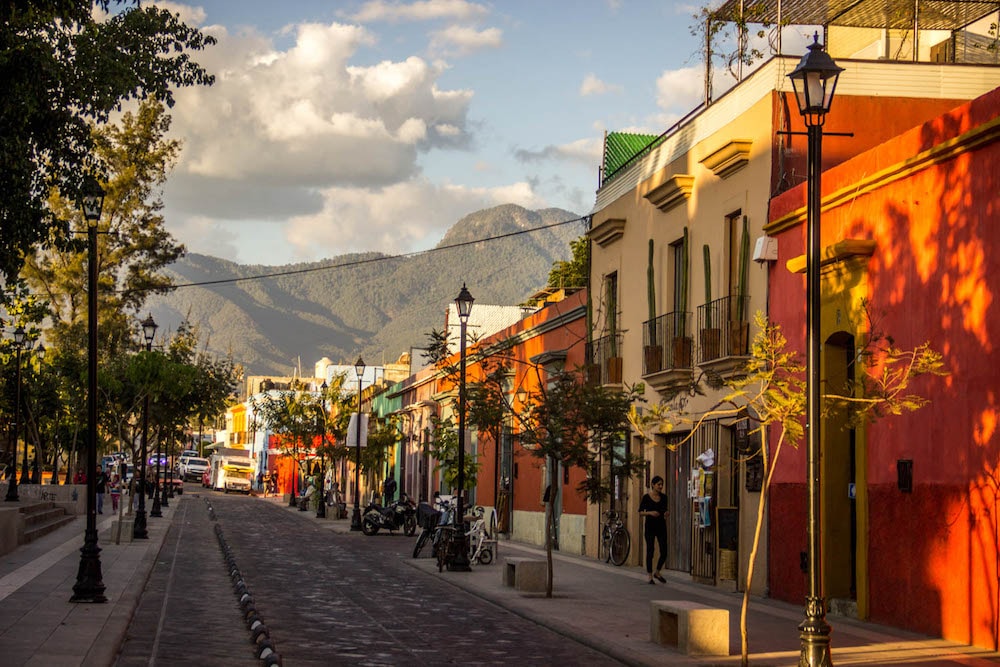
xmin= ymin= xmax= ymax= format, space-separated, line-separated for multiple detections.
xmin=116 ymin=492 xmax=621 ymax=666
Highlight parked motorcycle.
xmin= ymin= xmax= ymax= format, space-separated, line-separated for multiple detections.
xmin=361 ymin=492 xmax=417 ymax=536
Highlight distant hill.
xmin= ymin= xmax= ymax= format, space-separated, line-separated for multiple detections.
xmin=147 ymin=204 xmax=584 ymax=376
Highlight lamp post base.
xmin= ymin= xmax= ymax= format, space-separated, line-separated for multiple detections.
xmin=5 ymin=478 xmax=18 ymax=502
xmin=350 ymin=506 xmax=362 ymax=531
xmin=133 ymin=507 xmax=148 ymax=539
xmin=798 ymin=596 xmax=832 ymax=667
xmin=447 ymin=530 xmax=472 ymax=572
xmin=150 ymin=490 xmax=162 ymax=518
xmin=289 ymin=494 xmax=298 ymax=508
xmin=316 ymin=502 xmax=326 ymax=519
xmin=70 ymin=529 xmax=107 ymax=603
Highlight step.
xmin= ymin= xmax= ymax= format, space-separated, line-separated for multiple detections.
xmin=18 ymin=501 xmax=56 ymax=516
xmin=23 ymin=514 xmax=75 ymax=544
xmin=23 ymin=507 xmax=66 ymax=529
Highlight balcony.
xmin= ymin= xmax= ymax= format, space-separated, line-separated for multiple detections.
xmin=696 ymin=295 xmax=750 ymax=378
xmin=586 ymin=333 xmax=623 ymax=386
xmin=641 ymin=311 xmax=694 ymax=396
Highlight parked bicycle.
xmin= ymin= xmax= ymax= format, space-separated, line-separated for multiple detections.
xmin=600 ymin=509 xmax=630 ymax=566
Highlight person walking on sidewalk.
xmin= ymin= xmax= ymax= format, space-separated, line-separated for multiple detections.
xmin=95 ymin=466 xmax=109 ymax=515
xmin=638 ymin=475 xmax=668 ymax=584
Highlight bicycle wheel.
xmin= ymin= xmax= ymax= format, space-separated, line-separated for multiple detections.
xmin=413 ymin=529 xmax=431 ymax=558
xmin=601 ymin=526 xmax=612 ymax=563
xmin=437 ymin=530 xmax=452 ymax=572
xmin=609 ymin=527 xmax=630 ymax=566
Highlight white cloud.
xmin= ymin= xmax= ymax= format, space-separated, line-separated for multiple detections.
xmin=429 ymin=25 xmax=503 ymax=57
xmin=281 ymin=179 xmax=546 ymax=261
xmin=655 ymin=66 xmax=704 ymax=112
xmin=150 ymin=1 xmax=206 ymax=27
xmin=579 ymin=73 xmax=622 ymax=97
xmin=165 ymin=20 xmax=475 ymax=221
xmin=347 ymin=0 xmax=489 ymax=23
xmin=514 ymin=137 xmax=602 ymax=167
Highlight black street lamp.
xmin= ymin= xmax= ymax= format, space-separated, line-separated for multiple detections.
xmin=787 ymin=34 xmax=843 ymax=667
xmin=29 ymin=343 xmax=44 ymax=485
xmin=133 ymin=314 xmax=157 ymax=540
xmin=317 ymin=379 xmax=328 ymax=519
xmin=448 ymin=283 xmax=474 ymax=571
xmin=71 ymin=176 xmax=107 ymax=603
xmin=350 ymin=356 xmax=365 ymax=531
xmin=5 ymin=327 xmax=30 ymax=501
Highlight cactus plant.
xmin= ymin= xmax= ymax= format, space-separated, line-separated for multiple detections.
xmin=703 ymin=243 xmax=713 ymax=328
xmin=736 ymin=215 xmax=750 ymax=322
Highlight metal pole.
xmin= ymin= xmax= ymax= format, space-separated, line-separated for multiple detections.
xmin=133 ymin=337 xmax=152 ymax=539
xmin=20 ymin=344 xmax=29 ymax=484
xmin=150 ymin=425 xmax=162 ymax=517
xmin=799 ymin=122 xmax=832 ymax=666
xmin=71 ymin=221 xmax=106 ymax=603
xmin=350 ymin=374 xmax=363 ymax=531
xmin=449 ymin=317 xmax=472 ymax=570
xmin=4 ymin=344 xmax=22 ymax=501
xmin=317 ymin=395 xmax=326 ymax=519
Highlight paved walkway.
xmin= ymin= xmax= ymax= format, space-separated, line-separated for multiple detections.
xmin=0 ymin=490 xmax=998 ymax=666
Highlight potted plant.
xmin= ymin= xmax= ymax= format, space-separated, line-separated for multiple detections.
xmin=644 ymin=239 xmax=663 ymax=373
xmin=672 ymin=228 xmax=693 ymax=368
xmin=730 ymin=216 xmax=751 ymax=356
xmin=700 ymin=244 xmax=721 ymax=361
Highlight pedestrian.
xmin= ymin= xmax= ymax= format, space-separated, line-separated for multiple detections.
xmin=269 ymin=473 xmax=277 ymax=497
xmin=110 ymin=472 xmax=121 ymax=512
xmin=263 ymin=471 xmax=272 ymax=497
xmin=638 ymin=475 xmax=669 ymax=584
xmin=257 ymin=471 xmax=264 ymax=492
xmin=382 ymin=474 xmax=397 ymax=506
xmin=73 ymin=468 xmax=86 ymax=484
xmin=95 ymin=466 xmax=109 ymax=515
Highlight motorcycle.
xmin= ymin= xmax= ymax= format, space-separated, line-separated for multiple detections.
xmin=361 ymin=492 xmax=417 ymax=536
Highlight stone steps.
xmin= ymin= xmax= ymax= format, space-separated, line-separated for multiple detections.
xmin=20 ymin=502 xmax=74 ymax=544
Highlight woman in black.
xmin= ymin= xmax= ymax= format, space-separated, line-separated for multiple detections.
xmin=638 ymin=475 xmax=668 ymax=584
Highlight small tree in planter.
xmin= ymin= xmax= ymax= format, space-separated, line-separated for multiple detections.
xmin=731 ymin=215 xmax=752 ymax=355
xmin=673 ymin=227 xmax=693 ymax=368
xmin=644 ymin=239 xmax=662 ymax=373
xmin=632 ymin=309 xmax=946 ymax=666
xmin=700 ymin=244 xmax=721 ymax=360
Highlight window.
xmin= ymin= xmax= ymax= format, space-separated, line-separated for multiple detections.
xmin=670 ymin=236 xmax=687 ymax=333
xmin=604 ymin=271 xmax=619 ymax=335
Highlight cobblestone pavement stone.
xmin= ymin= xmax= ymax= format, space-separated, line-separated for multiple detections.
xmin=117 ymin=490 xmax=621 ymax=666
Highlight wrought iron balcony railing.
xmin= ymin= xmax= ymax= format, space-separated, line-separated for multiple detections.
xmin=696 ymin=295 xmax=750 ymax=364
xmin=586 ymin=333 xmax=624 ymax=385
xmin=641 ymin=311 xmax=692 ymax=374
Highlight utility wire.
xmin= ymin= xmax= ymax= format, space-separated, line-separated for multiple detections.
xmin=155 ymin=214 xmax=590 ymax=293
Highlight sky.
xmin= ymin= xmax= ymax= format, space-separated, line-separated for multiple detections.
xmin=136 ymin=0 xmax=811 ymax=267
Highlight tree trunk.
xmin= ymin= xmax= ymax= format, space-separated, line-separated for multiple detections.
xmin=545 ymin=457 xmax=557 ymax=598
xmin=740 ymin=431 xmax=785 ymax=666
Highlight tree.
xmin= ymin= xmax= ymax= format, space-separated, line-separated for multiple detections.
xmin=546 ymin=235 xmax=590 ymax=289
xmin=632 ymin=311 xmax=945 ymax=666
xmin=23 ymin=97 xmax=186 ymax=358
xmin=0 ymin=1 xmax=214 ymax=280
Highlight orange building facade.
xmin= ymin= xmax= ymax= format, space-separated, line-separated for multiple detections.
xmin=766 ymin=86 xmax=1000 ymax=647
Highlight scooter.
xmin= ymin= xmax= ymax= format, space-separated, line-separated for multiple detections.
xmin=361 ymin=492 xmax=417 ymax=536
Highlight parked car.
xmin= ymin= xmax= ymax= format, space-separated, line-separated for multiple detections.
xmin=177 ymin=456 xmax=209 ymax=482
xmin=157 ymin=470 xmax=184 ymax=495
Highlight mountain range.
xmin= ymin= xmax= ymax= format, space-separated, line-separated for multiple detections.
xmin=148 ymin=204 xmax=585 ymax=377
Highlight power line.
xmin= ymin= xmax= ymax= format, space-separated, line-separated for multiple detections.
xmin=153 ymin=214 xmax=590 ymax=293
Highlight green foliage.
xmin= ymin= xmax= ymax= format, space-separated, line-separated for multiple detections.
xmin=0 ymin=1 xmax=215 ymax=280
xmin=423 ymin=414 xmax=479 ymax=491
xmin=546 ymin=235 xmax=590 ymax=289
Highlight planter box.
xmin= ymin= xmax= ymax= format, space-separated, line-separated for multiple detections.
xmin=644 ymin=345 xmax=663 ymax=374
xmin=700 ymin=328 xmax=721 ymax=362
xmin=606 ymin=356 xmax=623 ymax=384
xmin=729 ymin=321 xmax=749 ymax=356
xmin=672 ymin=337 xmax=693 ymax=368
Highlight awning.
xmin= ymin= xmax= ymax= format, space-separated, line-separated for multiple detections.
xmin=709 ymin=0 xmax=998 ymax=31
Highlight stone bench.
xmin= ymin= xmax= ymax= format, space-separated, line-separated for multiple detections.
xmin=650 ymin=600 xmax=729 ymax=656
xmin=502 ymin=557 xmax=546 ymax=592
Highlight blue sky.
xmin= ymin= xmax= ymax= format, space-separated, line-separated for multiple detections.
xmin=142 ymin=1 xmax=801 ymax=266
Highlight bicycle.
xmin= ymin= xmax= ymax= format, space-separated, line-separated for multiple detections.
xmin=600 ymin=509 xmax=630 ymax=566
xmin=467 ymin=506 xmax=495 ymax=565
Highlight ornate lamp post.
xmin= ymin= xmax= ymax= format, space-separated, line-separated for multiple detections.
xmin=787 ymin=34 xmax=843 ymax=667
xmin=133 ymin=314 xmax=157 ymax=539
xmin=5 ymin=326 xmax=30 ymax=501
xmin=71 ymin=176 xmax=107 ymax=603
xmin=350 ymin=357 xmax=365 ymax=531
xmin=448 ymin=283 xmax=474 ymax=571
xmin=29 ymin=343 xmax=44 ymax=484
xmin=317 ymin=379 xmax=328 ymax=519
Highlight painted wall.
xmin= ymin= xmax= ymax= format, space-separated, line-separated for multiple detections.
xmin=767 ymin=86 xmax=1000 ymax=648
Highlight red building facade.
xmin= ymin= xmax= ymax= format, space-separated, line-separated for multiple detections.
xmin=766 ymin=86 xmax=1000 ymax=648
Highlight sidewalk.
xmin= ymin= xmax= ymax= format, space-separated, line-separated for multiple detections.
xmin=290 ymin=497 xmax=1000 ymax=667
xmin=0 ymin=495 xmax=176 ymax=666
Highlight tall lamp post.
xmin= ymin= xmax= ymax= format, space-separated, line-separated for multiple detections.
xmin=71 ymin=176 xmax=107 ymax=603
xmin=448 ymin=283 xmax=474 ymax=571
xmin=133 ymin=315 xmax=157 ymax=539
xmin=4 ymin=327 xmax=30 ymax=501
xmin=350 ymin=357 xmax=365 ymax=531
xmin=317 ymin=380 xmax=328 ymax=519
xmin=28 ymin=343 xmax=45 ymax=484
xmin=787 ymin=34 xmax=843 ymax=667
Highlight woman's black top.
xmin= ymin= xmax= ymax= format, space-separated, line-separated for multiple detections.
xmin=639 ymin=492 xmax=668 ymax=534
